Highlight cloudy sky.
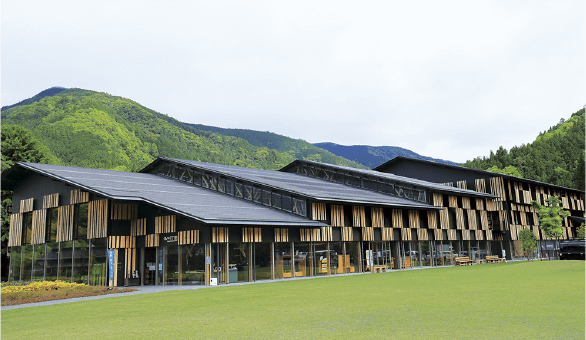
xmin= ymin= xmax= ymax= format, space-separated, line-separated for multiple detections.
xmin=2 ymin=1 xmax=584 ymax=163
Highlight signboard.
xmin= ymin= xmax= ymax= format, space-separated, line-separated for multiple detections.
xmin=108 ymin=250 xmax=115 ymax=280
xmin=160 ymin=233 xmax=178 ymax=246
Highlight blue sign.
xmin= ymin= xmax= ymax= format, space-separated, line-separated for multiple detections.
xmin=108 ymin=250 xmax=115 ymax=280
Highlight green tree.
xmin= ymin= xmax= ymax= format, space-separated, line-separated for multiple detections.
xmin=1 ymin=125 xmax=52 ymax=279
xmin=577 ymin=223 xmax=585 ymax=239
xmin=531 ymin=196 xmax=570 ymax=240
xmin=518 ymin=229 xmax=537 ymax=261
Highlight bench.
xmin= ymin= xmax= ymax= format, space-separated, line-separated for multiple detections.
xmin=454 ymin=256 xmax=473 ymax=266
xmin=485 ymin=255 xmax=501 ymax=263
xmin=373 ymin=265 xmax=388 ymax=273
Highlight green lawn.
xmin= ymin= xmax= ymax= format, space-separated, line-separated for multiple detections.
xmin=2 ymin=261 xmax=584 ymax=339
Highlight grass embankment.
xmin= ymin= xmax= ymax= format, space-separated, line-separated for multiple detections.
xmin=1 ymin=281 xmax=135 ymax=306
xmin=2 ymin=261 xmax=584 ymax=339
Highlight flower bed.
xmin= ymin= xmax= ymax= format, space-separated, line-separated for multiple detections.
xmin=1 ymin=281 xmax=136 ymax=306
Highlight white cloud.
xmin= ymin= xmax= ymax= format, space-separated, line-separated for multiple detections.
xmin=2 ymin=0 xmax=584 ymax=164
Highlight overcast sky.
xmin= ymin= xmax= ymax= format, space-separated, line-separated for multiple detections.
xmin=2 ymin=1 xmax=584 ymax=163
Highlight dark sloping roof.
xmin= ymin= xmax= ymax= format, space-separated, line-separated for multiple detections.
xmin=279 ymin=159 xmax=497 ymax=199
xmin=8 ymin=163 xmax=327 ymax=227
xmin=374 ymin=156 xmax=585 ymax=194
xmin=154 ymin=157 xmax=443 ymax=210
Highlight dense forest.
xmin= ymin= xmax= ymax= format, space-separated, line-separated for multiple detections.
xmin=0 ymin=89 xmax=360 ymax=171
xmin=464 ymin=108 xmax=585 ymax=191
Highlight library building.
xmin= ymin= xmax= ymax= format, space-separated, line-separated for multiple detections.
xmin=3 ymin=156 xmax=584 ymax=286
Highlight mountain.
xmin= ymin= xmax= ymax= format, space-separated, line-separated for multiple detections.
xmin=1 ymin=87 xmax=67 ymax=111
xmin=1 ymin=88 xmax=365 ymax=172
xmin=464 ymin=108 xmax=585 ymax=191
xmin=313 ymin=143 xmax=459 ymax=169
xmin=187 ymin=124 xmax=367 ymax=169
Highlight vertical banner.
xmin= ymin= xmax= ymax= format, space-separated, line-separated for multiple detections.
xmin=108 ymin=249 xmax=115 ymax=281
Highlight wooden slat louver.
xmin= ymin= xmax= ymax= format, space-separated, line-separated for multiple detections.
xmin=371 ymin=207 xmax=384 ymax=228
xmin=111 ymin=203 xmax=138 ymax=220
xmin=243 ymin=227 xmax=262 ymax=242
xmin=8 ymin=213 xmax=23 ymax=247
xmin=155 ymin=215 xmax=176 ymax=234
xmin=31 ymin=209 xmax=47 ymax=244
xmin=130 ymin=218 xmax=147 ymax=237
xmin=179 ymin=230 xmax=200 ymax=245
xmin=70 ymin=189 xmax=89 ymax=205
xmin=42 ymin=193 xmax=59 ymax=209
xmin=330 ymin=205 xmax=345 ymax=226
xmin=88 ymin=199 xmax=109 ymax=239
xmin=311 ymin=203 xmax=327 ymax=221
xmin=352 ymin=206 xmax=366 ymax=227
xmin=274 ymin=228 xmax=288 ymax=242
xmin=56 ymin=205 xmax=75 ymax=242
xmin=212 ymin=227 xmax=229 ymax=243
xmin=20 ymin=198 xmax=34 ymax=213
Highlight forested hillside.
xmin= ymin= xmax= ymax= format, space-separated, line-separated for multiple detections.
xmin=464 ymin=108 xmax=585 ymax=191
xmin=187 ymin=124 xmax=366 ymax=169
xmin=313 ymin=143 xmax=458 ymax=169
xmin=1 ymin=89 xmax=309 ymax=171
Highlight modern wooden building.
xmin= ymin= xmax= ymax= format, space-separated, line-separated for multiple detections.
xmin=3 ymin=157 xmax=583 ymax=286
xmin=375 ymin=156 xmax=585 ymax=258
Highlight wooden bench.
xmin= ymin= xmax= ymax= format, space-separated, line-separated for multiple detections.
xmin=373 ymin=265 xmax=388 ymax=273
xmin=485 ymin=255 xmax=501 ymax=263
xmin=454 ymin=256 xmax=473 ymax=266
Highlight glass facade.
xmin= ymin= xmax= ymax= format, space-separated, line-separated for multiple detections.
xmin=293 ymin=243 xmax=310 ymax=277
xmin=329 ymin=242 xmax=344 ymax=275
xmin=181 ymin=244 xmax=206 ymax=285
xmin=32 ymin=244 xmax=46 ymax=281
xmin=59 ymin=241 xmax=73 ymax=281
xmin=21 ymin=245 xmax=34 ymax=282
xmin=90 ymin=239 xmax=108 ymax=286
xmin=73 ymin=240 xmax=89 ymax=283
xmin=253 ymin=243 xmax=272 ymax=281
xmin=313 ymin=242 xmax=329 ymax=276
xmin=45 ymin=242 xmax=59 ymax=281
xmin=9 ymin=246 xmax=22 ymax=282
xmin=274 ymin=242 xmax=292 ymax=279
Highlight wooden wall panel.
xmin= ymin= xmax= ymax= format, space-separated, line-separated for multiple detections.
xmin=88 ymin=199 xmax=109 ymax=239
xmin=427 ymin=211 xmax=438 ymax=229
xmin=155 ymin=215 xmax=176 ymax=234
xmin=479 ymin=211 xmax=489 ymax=230
xmin=108 ymin=236 xmax=136 ymax=248
xmin=111 ymin=203 xmax=138 ymax=220
xmin=145 ymin=234 xmax=159 ymax=247
xmin=439 ymin=208 xmax=449 ymax=229
xmin=341 ymin=226 xmax=353 ymax=241
xmin=432 ymin=193 xmax=444 ymax=207
xmin=300 ymin=228 xmax=320 ymax=242
xmin=8 ymin=213 xmax=23 ymax=247
xmin=242 ymin=227 xmax=262 ymax=242
xmin=447 ymin=229 xmax=457 ymax=241
xmin=321 ymin=227 xmax=333 ymax=242
xmin=70 ymin=189 xmax=89 ymax=205
xmin=416 ymin=229 xmax=428 ymax=240
xmin=401 ymin=228 xmax=412 ymax=241
xmin=448 ymin=196 xmax=458 ymax=208
xmin=179 ymin=230 xmax=200 ymax=245
xmin=532 ymin=225 xmax=541 ymax=240
xmin=274 ymin=228 xmax=288 ymax=243
xmin=42 ymin=193 xmax=59 ymax=209
xmin=461 ymin=229 xmax=471 ymax=241
xmin=125 ymin=248 xmax=136 ymax=278
xmin=362 ymin=227 xmax=375 ymax=241
xmin=455 ymin=208 xmax=465 ymax=230
xmin=408 ymin=210 xmax=420 ymax=229
xmin=130 ymin=218 xmax=147 ymax=237
xmin=489 ymin=177 xmax=506 ymax=200
xmin=467 ymin=211 xmax=477 ymax=230
xmin=56 ymin=205 xmax=74 ymax=242
xmin=462 ymin=197 xmax=471 ymax=210
xmin=353 ymin=206 xmax=366 ymax=227
xmin=371 ymin=207 xmax=384 ymax=228
xmin=19 ymin=198 xmax=34 ymax=213
xmin=212 ymin=227 xmax=229 ymax=243
xmin=392 ymin=209 xmax=403 ymax=228
xmin=475 ymin=179 xmax=486 ymax=193
xmin=486 ymin=230 xmax=494 ymax=240
xmin=498 ymin=210 xmax=509 ymax=230
xmin=457 ymin=180 xmax=467 ymax=189
xmin=475 ymin=199 xmax=485 ymax=211
xmin=381 ymin=228 xmax=393 ymax=241
xmin=312 ymin=203 xmax=327 ymax=221
xmin=433 ymin=229 xmax=444 ymax=240
xmin=31 ymin=209 xmax=47 ymax=244
xmin=330 ymin=205 xmax=345 ymax=227
xmin=475 ymin=230 xmax=484 ymax=241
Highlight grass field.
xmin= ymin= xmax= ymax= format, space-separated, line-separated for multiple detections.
xmin=2 ymin=261 xmax=584 ymax=339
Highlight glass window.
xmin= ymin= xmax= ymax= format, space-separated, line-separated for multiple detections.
xmin=32 ymin=244 xmax=46 ymax=281
xmin=244 ymin=185 xmax=253 ymax=201
xmin=293 ymin=243 xmax=311 ymax=277
xmin=217 ymin=178 xmax=225 ymax=193
xmin=193 ymin=172 xmax=202 ymax=186
xmin=22 ymin=245 xmax=33 ymax=282
xmin=346 ymin=175 xmax=361 ymax=187
xmin=181 ymin=244 xmax=206 ymax=285
xmin=45 ymin=242 xmax=59 ymax=281
xmin=46 ymin=208 xmax=58 ymax=243
xmin=329 ymin=242 xmax=344 ymax=275
xmin=346 ymin=242 xmax=360 ymax=273
xmin=274 ymin=242 xmax=291 ymax=279
xmin=235 ymin=183 xmax=243 ymax=198
xmin=75 ymin=203 xmax=89 ymax=239
xmin=228 ymin=243 xmax=249 ymax=283
xmin=9 ymin=246 xmax=22 ymax=282
xmin=73 ymin=240 xmax=89 ymax=283
xmin=225 ymin=180 xmax=234 ymax=196
xmin=272 ymin=193 xmax=281 ymax=209
xmin=313 ymin=242 xmax=329 ymax=276
xmin=202 ymin=174 xmax=210 ymax=188
xmin=282 ymin=196 xmax=292 ymax=212
xmin=59 ymin=241 xmax=74 ymax=282
xmin=332 ymin=172 xmax=344 ymax=183
xmin=253 ymin=187 xmax=262 ymax=203
xmin=163 ymin=246 xmax=179 ymax=285
xmin=253 ymin=243 xmax=272 ymax=281
xmin=90 ymin=238 xmax=107 ymax=286
xmin=22 ymin=212 xmax=32 ymax=245
xmin=379 ymin=182 xmax=395 ymax=195
xmin=209 ymin=176 xmax=217 ymax=191
xmin=261 ymin=190 xmax=271 ymax=206
xmin=292 ymin=198 xmax=306 ymax=216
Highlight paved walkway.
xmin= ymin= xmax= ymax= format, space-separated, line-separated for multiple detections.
xmin=0 ymin=264 xmax=469 ymax=311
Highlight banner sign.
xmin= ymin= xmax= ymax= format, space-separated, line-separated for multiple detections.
xmin=108 ymin=250 xmax=115 ymax=280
